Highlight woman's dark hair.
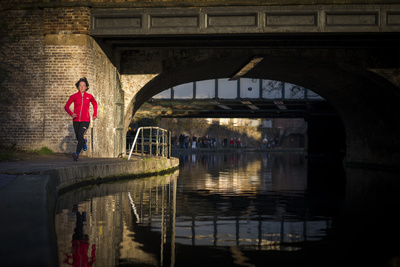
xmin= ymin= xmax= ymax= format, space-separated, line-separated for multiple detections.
xmin=75 ymin=77 xmax=89 ymax=91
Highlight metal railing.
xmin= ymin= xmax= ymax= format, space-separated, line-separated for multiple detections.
xmin=128 ymin=126 xmax=171 ymax=160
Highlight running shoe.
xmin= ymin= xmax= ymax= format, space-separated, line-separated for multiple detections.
xmin=83 ymin=138 xmax=87 ymax=151
xmin=73 ymin=152 xmax=79 ymax=161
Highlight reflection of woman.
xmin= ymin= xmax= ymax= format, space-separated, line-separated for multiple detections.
xmin=64 ymin=78 xmax=97 ymax=161
xmin=64 ymin=209 xmax=96 ymax=267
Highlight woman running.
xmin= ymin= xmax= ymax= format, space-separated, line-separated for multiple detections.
xmin=65 ymin=77 xmax=98 ymax=161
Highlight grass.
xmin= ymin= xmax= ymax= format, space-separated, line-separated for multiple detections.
xmin=0 ymin=152 xmax=18 ymax=162
xmin=36 ymin=147 xmax=53 ymax=155
xmin=0 ymin=146 xmax=54 ymax=162
xmin=27 ymin=146 xmax=53 ymax=155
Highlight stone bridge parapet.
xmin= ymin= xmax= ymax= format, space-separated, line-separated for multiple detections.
xmin=91 ymin=4 xmax=400 ymax=36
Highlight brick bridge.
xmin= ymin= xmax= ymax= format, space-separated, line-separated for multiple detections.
xmin=1 ymin=0 xmax=400 ymax=168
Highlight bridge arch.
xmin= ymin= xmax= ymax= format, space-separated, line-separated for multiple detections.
xmin=127 ymin=52 xmax=400 ymax=168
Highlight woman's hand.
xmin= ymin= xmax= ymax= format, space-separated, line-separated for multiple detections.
xmin=72 ymin=113 xmax=77 ymax=118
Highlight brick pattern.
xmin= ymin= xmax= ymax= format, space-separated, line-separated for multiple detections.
xmin=44 ymin=8 xmax=90 ymax=35
xmin=43 ymin=39 xmax=123 ymax=157
xmin=0 ymin=9 xmax=43 ymax=37
xmin=1 ymin=6 xmax=122 ymax=157
xmin=44 ymin=44 xmax=89 ymax=154
xmin=0 ymin=9 xmax=46 ymax=149
xmin=43 ymin=40 xmax=121 ymax=157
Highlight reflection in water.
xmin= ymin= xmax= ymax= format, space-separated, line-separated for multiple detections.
xmin=55 ymin=152 xmax=400 ymax=267
xmin=63 ymin=206 xmax=96 ymax=266
xmin=56 ymin=174 xmax=178 ymax=267
xmin=175 ymin=152 xmax=326 ymax=251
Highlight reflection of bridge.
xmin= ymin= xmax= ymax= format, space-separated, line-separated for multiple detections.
xmin=125 ymin=152 xmax=334 ymax=262
xmin=136 ymin=78 xmax=334 ymax=118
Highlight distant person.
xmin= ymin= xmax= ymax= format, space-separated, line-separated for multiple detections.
xmin=204 ymin=135 xmax=210 ymax=148
xmin=132 ymin=127 xmax=137 ymax=139
xmin=263 ymin=137 xmax=268 ymax=149
xmin=192 ymin=135 xmax=197 ymax=148
xmin=223 ymin=137 xmax=228 ymax=148
xmin=179 ymin=134 xmax=185 ymax=148
xmin=127 ymin=127 xmax=132 ymax=136
xmin=184 ymin=134 xmax=190 ymax=148
xmin=198 ymin=137 xmax=203 ymax=148
xmin=237 ymin=138 xmax=241 ymax=148
xmin=65 ymin=77 xmax=98 ymax=161
xmin=230 ymin=138 xmax=234 ymax=148
xmin=126 ymin=127 xmax=134 ymax=149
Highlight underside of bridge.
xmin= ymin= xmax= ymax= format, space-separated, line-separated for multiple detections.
xmin=135 ymin=98 xmax=335 ymax=119
xmin=132 ymin=76 xmax=333 ymax=119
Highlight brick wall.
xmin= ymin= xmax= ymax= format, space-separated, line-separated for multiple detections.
xmin=0 ymin=6 xmax=122 ymax=157
xmin=44 ymin=40 xmax=90 ymax=154
xmin=43 ymin=8 xmax=90 ymax=35
xmin=43 ymin=33 xmax=122 ymax=157
xmin=0 ymin=9 xmax=46 ymax=149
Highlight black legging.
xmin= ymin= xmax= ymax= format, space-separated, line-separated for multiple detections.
xmin=73 ymin=121 xmax=90 ymax=154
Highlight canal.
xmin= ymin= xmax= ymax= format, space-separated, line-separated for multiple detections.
xmin=55 ymin=152 xmax=400 ymax=267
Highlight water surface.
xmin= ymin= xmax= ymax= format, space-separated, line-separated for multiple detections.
xmin=55 ymin=152 xmax=400 ymax=266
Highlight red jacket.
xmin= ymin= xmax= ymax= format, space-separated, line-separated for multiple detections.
xmin=65 ymin=91 xmax=98 ymax=122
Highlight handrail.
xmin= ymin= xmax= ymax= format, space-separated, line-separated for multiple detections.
xmin=128 ymin=126 xmax=171 ymax=160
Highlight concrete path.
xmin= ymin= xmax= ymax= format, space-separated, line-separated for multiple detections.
xmin=0 ymin=153 xmax=179 ymax=267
